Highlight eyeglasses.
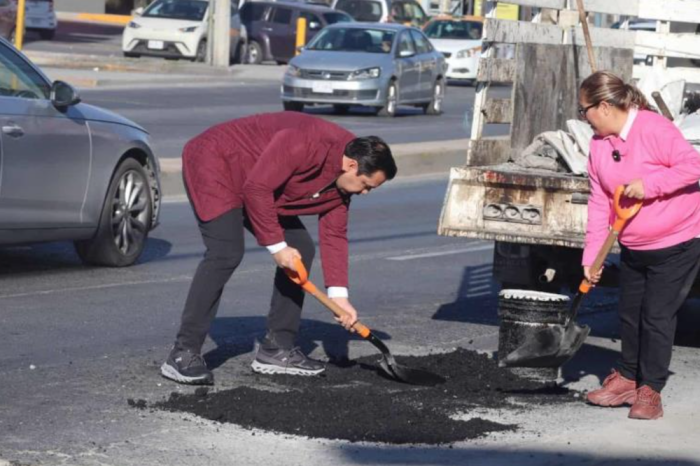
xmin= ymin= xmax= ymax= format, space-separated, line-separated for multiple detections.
xmin=578 ymin=103 xmax=598 ymax=118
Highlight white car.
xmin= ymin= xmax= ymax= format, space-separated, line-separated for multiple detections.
xmin=26 ymin=0 xmax=57 ymax=40
xmin=122 ymin=0 xmax=246 ymax=63
xmin=423 ymin=16 xmax=483 ymax=83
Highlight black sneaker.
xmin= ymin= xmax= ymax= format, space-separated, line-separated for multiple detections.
xmin=160 ymin=348 xmax=214 ymax=385
xmin=251 ymin=343 xmax=325 ymax=376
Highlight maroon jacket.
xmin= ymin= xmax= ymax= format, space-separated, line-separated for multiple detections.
xmin=182 ymin=112 xmax=356 ymax=288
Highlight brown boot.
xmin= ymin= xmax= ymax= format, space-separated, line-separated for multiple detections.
xmin=586 ymin=369 xmax=637 ymax=407
xmin=629 ymin=385 xmax=663 ymax=420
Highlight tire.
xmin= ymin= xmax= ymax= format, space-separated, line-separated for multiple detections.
xmin=195 ymin=40 xmax=207 ymax=62
xmin=75 ymin=159 xmax=153 ymax=267
xmin=123 ymin=52 xmax=140 ymax=58
xmin=247 ymin=40 xmax=263 ymax=65
xmin=283 ymin=101 xmax=304 ymax=112
xmin=422 ymin=79 xmax=445 ymax=115
xmin=39 ymin=29 xmax=55 ymax=40
xmin=231 ymin=41 xmax=246 ymax=65
xmin=377 ymin=80 xmax=398 ymax=117
xmin=333 ymin=104 xmax=350 ymax=115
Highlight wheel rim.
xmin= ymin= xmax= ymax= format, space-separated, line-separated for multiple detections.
xmin=387 ymin=84 xmax=397 ymax=114
xmin=249 ymin=45 xmax=259 ymax=63
xmin=433 ymin=82 xmax=443 ymax=112
xmin=111 ymin=170 xmax=149 ymax=256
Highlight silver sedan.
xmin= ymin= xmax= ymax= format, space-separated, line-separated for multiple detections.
xmin=281 ymin=22 xmax=447 ymax=117
xmin=0 ymin=38 xmax=161 ymax=267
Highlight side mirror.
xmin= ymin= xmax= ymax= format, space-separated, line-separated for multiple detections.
xmin=399 ymin=49 xmax=414 ymax=58
xmin=133 ymin=7 xmax=144 ymax=16
xmin=51 ymin=80 xmax=81 ymax=109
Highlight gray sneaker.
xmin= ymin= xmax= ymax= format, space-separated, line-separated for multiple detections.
xmin=251 ymin=343 xmax=325 ymax=376
xmin=161 ymin=348 xmax=214 ymax=385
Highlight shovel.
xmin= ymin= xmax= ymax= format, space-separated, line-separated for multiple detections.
xmin=285 ymin=257 xmax=445 ymax=386
xmin=501 ymin=186 xmax=643 ymax=368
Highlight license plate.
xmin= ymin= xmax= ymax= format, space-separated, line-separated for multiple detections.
xmin=148 ymin=40 xmax=165 ymax=50
xmin=312 ymin=81 xmax=334 ymax=94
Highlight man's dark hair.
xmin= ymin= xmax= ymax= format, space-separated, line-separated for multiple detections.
xmin=344 ymin=136 xmax=397 ymax=180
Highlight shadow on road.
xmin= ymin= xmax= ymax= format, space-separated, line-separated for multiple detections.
xmin=205 ymin=315 xmax=391 ymax=370
xmin=24 ymin=20 xmax=124 ymax=45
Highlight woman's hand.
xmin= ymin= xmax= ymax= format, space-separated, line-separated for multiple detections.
xmin=583 ymin=265 xmax=604 ymax=285
xmin=623 ymin=179 xmax=645 ymax=200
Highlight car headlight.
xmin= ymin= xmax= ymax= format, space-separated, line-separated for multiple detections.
xmin=179 ymin=26 xmax=198 ymax=33
xmin=286 ymin=65 xmax=302 ymax=77
xmin=456 ymin=47 xmax=480 ymax=59
xmin=128 ymin=21 xmax=141 ymax=29
xmin=348 ymin=67 xmax=381 ymax=80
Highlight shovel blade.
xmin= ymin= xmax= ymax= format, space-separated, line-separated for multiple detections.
xmin=500 ymin=324 xmax=590 ymax=368
xmin=379 ymin=358 xmax=446 ymax=386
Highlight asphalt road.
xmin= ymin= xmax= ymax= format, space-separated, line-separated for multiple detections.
xmin=0 ymin=174 xmax=503 ymax=465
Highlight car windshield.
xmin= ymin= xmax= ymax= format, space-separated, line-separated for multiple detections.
xmin=424 ymin=20 xmax=483 ymax=40
xmin=143 ymin=0 xmax=208 ymax=21
xmin=391 ymin=1 xmax=426 ymax=22
xmin=307 ymin=27 xmax=396 ymax=53
xmin=323 ymin=12 xmax=354 ymax=24
xmin=334 ymin=0 xmax=383 ymax=22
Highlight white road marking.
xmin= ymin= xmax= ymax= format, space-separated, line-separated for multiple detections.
xmin=386 ymin=244 xmax=494 ymax=261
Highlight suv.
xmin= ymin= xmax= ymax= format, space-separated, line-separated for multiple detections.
xmin=26 ymin=0 xmax=57 ymax=40
xmin=240 ymin=0 xmax=352 ymax=65
xmin=332 ymin=0 xmax=428 ymax=26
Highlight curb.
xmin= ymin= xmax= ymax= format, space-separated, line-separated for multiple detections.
xmin=158 ymin=139 xmax=468 ymax=198
xmin=76 ymin=13 xmax=133 ymax=25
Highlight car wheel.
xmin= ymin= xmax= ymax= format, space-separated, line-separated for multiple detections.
xmin=283 ymin=101 xmax=304 ymax=112
xmin=195 ymin=40 xmax=207 ymax=62
xmin=231 ymin=41 xmax=246 ymax=65
xmin=378 ymin=81 xmax=398 ymax=117
xmin=333 ymin=104 xmax=350 ymax=115
xmin=39 ymin=29 xmax=55 ymax=40
xmin=423 ymin=79 xmax=445 ymax=115
xmin=75 ymin=158 xmax=153 ymax=267
xmin=247 ymin=41 xmax=263 ymax=65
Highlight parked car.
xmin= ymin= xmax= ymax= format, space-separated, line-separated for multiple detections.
xmin=423 ymin=15 xmax=482 ymax=83
xmin=332 ymin=0 xmax=428 ymax=26
xmin=0 ymin=37 xmax=161 ymax=266
xmin=122 ymin=0 xmax=246 ymax=63
xmin=25 ymin=0 xmax=57 ymax=40
xmin=282 ymin=22 xmax=447 ymax=116
xmin=241 ymin=0 xmax=352 ymax=65
xmin=0 ymin=0 xmax=17 ymax=42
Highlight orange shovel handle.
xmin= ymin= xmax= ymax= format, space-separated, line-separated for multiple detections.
xmin=284 ymin=257 xmax=371 ymax=338
xmin=580 ymin=185 xmax=643 ymax=294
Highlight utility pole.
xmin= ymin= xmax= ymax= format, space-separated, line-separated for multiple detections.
xmin=211 ymin=0 xmax=231 ymax=67
xmin=15 ymin=0 xmax=26 ymax=50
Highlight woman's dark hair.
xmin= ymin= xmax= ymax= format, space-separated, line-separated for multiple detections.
xmin=580 ymin=70 xmax=654 ymax=112
xmin=344 ymin=136 xmax=397 ymax=180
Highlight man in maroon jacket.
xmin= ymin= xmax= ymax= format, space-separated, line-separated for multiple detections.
xmin=161 ymin=112 xmax=397 ymax=385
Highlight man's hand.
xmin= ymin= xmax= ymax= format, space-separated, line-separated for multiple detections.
xmin=623 ymin=179 xmax=645 ymax=200
xmin=583 ymin=265 xmax=603 ymax=285
xmin=273 ymin=246 xmax=302 ymax=270
xmin=330 ymin=297 xmax=358 ymax=332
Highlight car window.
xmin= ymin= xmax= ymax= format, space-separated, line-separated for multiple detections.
xmin=391 ymin=1 xmax=425 ymax=23
xmin=424 ymin=20 xmax=483 ymax=40
xmin=0 ymin=45 xmax=50 ymax=100
xmin=323 ymin=12 xmax=353 ymax=25
xmin=410 ymin=29 xmax=432 ymax=54
xmin=300 ymin=11 xmax=323 ymax=31
xmin=270 ymin=7 xmax=292 ymax=25
xmin=240 ymin=2 xmax=268 ymax=22
xmin=335 ymin=0 xmax=382 ymax=22
xmin=142 ymin=0 xmax=208 ymax=21
xmin=0 ymin=0 xmax=9 ymax=7
xmin=396 ymin=30 xmax=416 ymax=56
xmin=306 ymin=27 xmax=395 ymax=53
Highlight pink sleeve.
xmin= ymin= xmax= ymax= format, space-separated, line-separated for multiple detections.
xmin=582 ymin=150 xmax=612 ymax=266
xmin=644 ymin=122 xmax=700 ymax=199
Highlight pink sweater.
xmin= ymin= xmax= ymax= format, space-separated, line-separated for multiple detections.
xmin=582 ymin=109 xmax=700 ymax=266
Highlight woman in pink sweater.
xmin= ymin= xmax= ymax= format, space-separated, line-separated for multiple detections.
xmin=580 ymin=71 xmax=700 ymax=420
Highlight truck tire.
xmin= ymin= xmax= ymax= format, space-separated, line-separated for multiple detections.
xmin=75 ymin=158 xmax=152 ymax=267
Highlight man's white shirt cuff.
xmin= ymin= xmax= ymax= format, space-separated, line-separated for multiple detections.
xmin=266 ymin=242 xmax=288 ymax=254
xmin=327 ymin=287 xmax=349 ymax=298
